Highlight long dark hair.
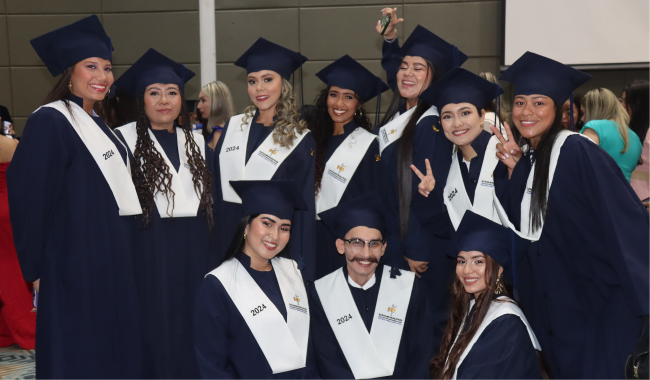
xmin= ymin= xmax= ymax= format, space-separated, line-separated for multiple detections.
xmin=132 ymin=91 xmax=213 ymax=228
xmin=105 ymin=87 xmax=138 ymax=128
xmin=391 ymin=59 xmax=442 ymax=238
xmin=624 ymin=80 xmax=649 ymax=143
xmin=430 ymin=254 xmax=548 ymax=379
xmin=221 ymin=214 xmax=292 ymax=265
xmin=510 ymin=106 xmax=564 ymax=232
xmin=306 ymin=87 xmax=373 ymax=194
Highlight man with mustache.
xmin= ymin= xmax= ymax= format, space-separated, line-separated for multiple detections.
xmin=308 ymin=193 xmax=435 ymax=379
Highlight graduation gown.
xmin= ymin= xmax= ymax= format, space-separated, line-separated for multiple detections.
xmin=376 ymin=105 xmax=454 ymax=352
xmin=315 ymin=121 xmax=382 ymax=279
xmin=212 ymin=111 xmax=316 ymax=280
xmin=194 ymin=254 xmax=319 ymax=379
xmin=7 ymin=95 xmax=144 ymax=378
xmin=114 ymin=126 xmax=216 ymax=379
xmin=453 ymin=300 xmax=543 ymax=379
xmin=411 ymin=130 xmax=494 ymax=239
xmin=308 ymin=265 xmax=434 ymax=379
xmin=493 ymin=135 xmax=650 ymax=378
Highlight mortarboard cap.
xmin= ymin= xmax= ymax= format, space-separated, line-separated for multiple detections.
xmin=419 ymin=68 xmax=504 ymax=112
xmin=399 ymin=25 xmax=468 ymax=74
xmin=31 ymin=15 xmax=113 ymax=77
xmin=230 ymin=180 xmax=307 ymax=221
xmin=451 ymin=211 xmax=511 ymax=269
xmin=114 ymin=48 xmax=195 ymax=96
xmin=499 ymin=51 xmax=592 ymax=106
xmin=318 ymin=193 xmax=387 ymax=239
xmin=235 ymin=38 xmax=307 ymax=80
xmin=315 ymin=55 xmax=389 ymax=103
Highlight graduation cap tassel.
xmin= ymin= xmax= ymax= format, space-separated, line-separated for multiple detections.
xmin=495 ymin=84 xmax=501 ymax=134
xmin=375 ymin=87 xmax=382 ymax=129
xmin=510 ymin=230 xmax=519 ymax=302
xmin=389 ymin=214 xmax=401 ymax=279
xmin=569 ymin=93 xmax=575 ymax=132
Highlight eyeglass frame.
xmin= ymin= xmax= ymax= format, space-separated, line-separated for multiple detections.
xmin=341 ymin=238 xmax=386 ymax=251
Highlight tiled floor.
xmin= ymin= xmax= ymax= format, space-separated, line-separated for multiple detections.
xmin=0 ymin=345 xmax=35 ymax=379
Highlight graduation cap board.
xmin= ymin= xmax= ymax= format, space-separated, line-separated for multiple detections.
xmin=315 ymin=55 xmax=389 ymax=104
xmin=419 ymin=68 xmax=504 ymax=113
xmin=31 ymin=15 xmax=113 ymax=77
xmin=230 ymin=180 xmax=307 ymax=221
xmin=399 ymin=25 xmax=468 ymax=74
xmin=235 ymin=38 xmax=307 ymax=80
xmin=318 ymin=193 xmax=387 ymax=240
xmin=114 ymin=48 xmax=195 ymax=96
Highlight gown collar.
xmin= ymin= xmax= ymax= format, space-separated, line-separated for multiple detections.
xmin=66 ymin=93 xmax=99 ymax=117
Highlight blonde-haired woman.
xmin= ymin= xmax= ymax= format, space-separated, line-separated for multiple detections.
xmin=198 ymin=81 xmax=236 ymax=151
xmin=478 ymin=71 xmax=508 ymax=134
xmin=581 ymin=88 xmax=642 ymax=182
xmin=212 ymin=38 xmax=317 ymax=281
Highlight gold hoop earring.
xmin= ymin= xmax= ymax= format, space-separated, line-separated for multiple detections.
xmin=494 ymin=273 xmax=504 ymax=295
xmin=105 ymin=88 xmax=110 ymax=98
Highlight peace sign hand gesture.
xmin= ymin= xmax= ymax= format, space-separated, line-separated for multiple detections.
xmin=410 ymin=159 xmax=435 ymax=197
xmin=491 ymin=122 xmax=522 ymax=173
xmin=376 ymin=7 xmax=404 ymax=40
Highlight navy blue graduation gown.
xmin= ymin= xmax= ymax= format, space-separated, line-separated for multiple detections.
xmin=411 ymin=130 xmax=493 ymax=239
xmin=457 ymin=308 xmax=543 ymax=379
xmin=308 ymin=265 xmax=434 ymax=379
xmin=7 ymin=95 xmax=143 ymax=378
xmin=114 ymin=126 xmax=216 ymax=379
xmin=493 ymin=136 xmax=649 ymax=378
xmin=315 ymin=121 xmax=382 ymax=279
xmin=212 ymin=111 xmax=316 ymax=281
xmin=194 ymin=254 xmax=319 ymax=379
xmin=377 ymin=110 xmax=454 ymax=352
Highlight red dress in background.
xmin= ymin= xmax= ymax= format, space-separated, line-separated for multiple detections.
xmin=0 ymin=161 xmax=36 ymax=349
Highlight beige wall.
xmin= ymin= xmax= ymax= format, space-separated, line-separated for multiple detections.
xmin=1 ymin=0 xmax=647 ymax=135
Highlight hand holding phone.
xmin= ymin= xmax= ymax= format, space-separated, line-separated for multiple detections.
xmin=376 ymin=8 xmax=404 ymax=40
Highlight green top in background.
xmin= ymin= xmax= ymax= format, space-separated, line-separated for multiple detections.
xmin=581 ymin=119 xmax=642 ymax=182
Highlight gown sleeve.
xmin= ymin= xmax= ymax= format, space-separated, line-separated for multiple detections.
xmin=382 ymin=38 xmax=402 ymax=91
xmin=404 ymin=280 xmax=436 ymax=379
xmin=7 ymin=109 xmax=72 ymax=282
xmin=291 ymin=134 xmax=317 ymax=280
xmin=456 ymin=314 xmax=543 ymax=379
xmin=308 ymin=286 xmax=355 ymax=379
xmin=193 ymin=275 xmax=238 ymax=379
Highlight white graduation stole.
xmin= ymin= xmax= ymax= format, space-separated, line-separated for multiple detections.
xmin=315 ymin=266 xmax=415 ymax=379
xmin=448 ymin=297 xmax=541 ymax=380
xmin=115 ymin=122 xmax=205 ymax=218
xmin=219 ymin=113 xmax=310 ymax=203
xmin=316 ymin=128 xmax=377 ymax=218
xmin=444 ymin=135 xmax=502 ymax=230
xmin=208 ymin=257 xmax=310 ymax=374
xmin=493 ymin=131 xmax=593 ymax=241
xmin=40 ymin=101 xmax=142 ymax=216
xmin=378 ymin=106 xmax=439 ymax=154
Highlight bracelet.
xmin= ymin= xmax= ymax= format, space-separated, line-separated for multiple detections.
xmin=384 ymin=32 xmax=397 ymax=43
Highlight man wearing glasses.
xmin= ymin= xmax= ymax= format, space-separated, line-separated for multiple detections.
xmin=307 ymin=193 xmax=435 ymax=379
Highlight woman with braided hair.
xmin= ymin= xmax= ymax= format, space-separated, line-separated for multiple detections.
xmin=306 ymin=55 xmax=388 ymax=279
xmin=113 ymin=49 xmax=214 ymax=378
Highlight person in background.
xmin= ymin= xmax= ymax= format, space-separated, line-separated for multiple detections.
xmin=430 ymin=211 xmax=545 ymax=379
xmin=560 ymin=92 xmax=582 ymax=131
xmin=0 ymin=121 xmax=35 ymax=350
xmin=113 ymin=48 xmax=214 ymax=379
xmin=194 ymin=180 xmax=318 ymax=379
xmin=7 ymin=16 xmax=144 ymax=378
xmin=581 ymin=87 xmax=642 ymax=182
xmin=198 ymin=81 xmax=236 ymax=152
xmin=624 ymin=80 xmax=650 ymax=202
xmin=478 ymin=71 xmax=507 ymax=134
xmin=307 ymin=55 xmax=387 ymax=279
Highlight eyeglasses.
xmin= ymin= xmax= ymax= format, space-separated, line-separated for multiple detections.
xmin=343 ymin=238 xmax=385 ymax=253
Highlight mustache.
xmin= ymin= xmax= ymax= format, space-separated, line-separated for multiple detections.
xmin=348 ymin=256 xmax=380 ymax=264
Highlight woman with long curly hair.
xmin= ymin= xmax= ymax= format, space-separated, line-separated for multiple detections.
xmin=431 ymin=211 xmax=544 ymax=379
xmin=113 ymin=49 xmax=214 ymax=378
xmin=374 ymin=13 xmax=467 ymax=352
xmin=6 ymin=16 xmax=144 ymax=378
xmin=307 ymin=55 xmax=388 ymax=279
xmin=492 ymin=52 xmax=648 ymax=378
xmin=213 ymin=38 xmax=317 ymax=280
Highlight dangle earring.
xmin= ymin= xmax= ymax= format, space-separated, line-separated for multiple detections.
xmin=68 ymin=80 xmax=72 ymax=91
xmin=243 ymin=233 xmax=247 ymax=240
xmin=494 ymin=273 xmax=504 ymax=295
